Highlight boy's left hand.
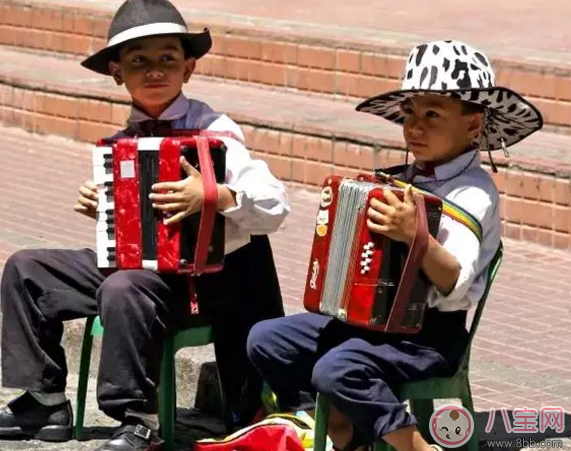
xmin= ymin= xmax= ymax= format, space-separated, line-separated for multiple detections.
xmin=150 ymin=156 xmax=204 ymax=225
xmin=366 ymin=184 xmax=417 ymax=245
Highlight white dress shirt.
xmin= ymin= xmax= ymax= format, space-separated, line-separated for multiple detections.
xmin=400 ymin=149 xmax=501 ymax=312
xmin=124 ymin=93 xmax=290 ymax=254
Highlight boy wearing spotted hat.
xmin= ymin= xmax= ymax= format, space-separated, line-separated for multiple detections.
xmin=247 ymin=40 xmax=542 ymax=451
xmin=0 ymin=0 xmax=289 ymax=450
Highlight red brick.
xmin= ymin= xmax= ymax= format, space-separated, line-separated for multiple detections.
xmin=505 ymin=171 xmax=524 ymax=197
xmin=285 ymin=66 xmax=298 ymax=89
xmin=224 ymin=36 xmax=261 ymax=60
xmin=297 ymin=46 xmax=335 ymax=70
xmin=521 ymin=225 xmax=538 ymax=242
xmin=537 ymin=175 xmax=554 ymax=202
xmin=553 ymin=205 xmax=571 ymax=233
xmin=520 ymin=173 xmax=540 ymax=200
xmin=0 ymin=25 xmax=16 ymax=46
xmin=336 ymin=49 xmax=360 ymax=73
xmin=257 ymin=152 xmax=291 ymax=180
xmin=553 ymin=232 xmax=571 ymax=250
xmin=522 ymin=200 xmax=553 ymax=229
xmin=505 ymin=222 xmax=521 ymax=240
xmin=260 ymin=41 xmax=296 ymax=65
xmin=240 ymin=125 xmax=256 ymax=146
xmin=536 ymin=229 xmax=553 ymax=247
xmin=554 ymin=179 xmax=571 ymax=205
xmin=504 ymin=197 xmax=523 ymax=223
xmin=258 ymin=61 xmax=285 ymax=86
xmin=555 ymin=75 xmax=571 ymax=102
xmin=295 ymin=67 xmax=335 ymax=93
xmin=78 ymin=120 xmax=116 ymax=143
xmin=305 ymin=160 xmax=333 ymax=185
xmin=12 ymin=5 xmax=32 ymax=27
xmin=304 ymin=137 xmax=332 ymax=162
xmin=111 ymin=103 xmax=130 ymax=127
xmin=291 ymin=134 xmax=307 ymax=158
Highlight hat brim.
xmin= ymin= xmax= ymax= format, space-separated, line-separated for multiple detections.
xmin=81 ymin=28 xmax=212 ymax=76
xmin=356 ymin=87 xmax=544 ymax=150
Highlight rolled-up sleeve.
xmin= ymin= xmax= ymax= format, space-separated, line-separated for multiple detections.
xmin=208 ymin=116 xmax=290 ymax=235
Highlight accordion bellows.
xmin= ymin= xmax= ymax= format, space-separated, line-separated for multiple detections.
xmin=92 ymin=132 xmax=227 ymax=274
xmin=303 ymin=175 xmax=442 ymax=334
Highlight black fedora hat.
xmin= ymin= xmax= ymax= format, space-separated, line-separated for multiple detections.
xmin=81 ymin=0 xmax=212 ymax=75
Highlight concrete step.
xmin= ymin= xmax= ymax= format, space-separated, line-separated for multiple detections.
xmin=1 ymin=0 xmax=570 ymax=133
xmin=1 ymin=44 xmax=570 ymax=250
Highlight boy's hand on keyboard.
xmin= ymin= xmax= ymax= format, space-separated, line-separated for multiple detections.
xmin=74 ymin=180 xmax=98 ymax=220
xmin=150 ymin=156 xmax=204 ymax=225
xmin=366 ymin=184 xmax=416 ymax=245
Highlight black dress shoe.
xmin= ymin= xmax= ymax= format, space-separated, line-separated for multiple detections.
xmin=95 ymin=419 xmax=163 ymax=451
xmin=0 ymin=391 xmax=73 ymax=441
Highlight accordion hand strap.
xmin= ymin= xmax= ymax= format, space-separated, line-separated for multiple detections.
xmin=194 ymin=135 xmax=218 ymax=274
xmin=375 ymin=169 xmax=483 ymax=243
xmin=385 ymin=193 xmax=430 ymax=331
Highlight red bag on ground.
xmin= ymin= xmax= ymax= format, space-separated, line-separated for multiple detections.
xmin=193 ymin=414 xmax=312 ymax=451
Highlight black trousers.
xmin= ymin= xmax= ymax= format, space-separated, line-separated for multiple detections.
xmin=247 ymin=309 xmax=469 ymax=443
xmin=1 ymin=235 xmax=284 ymax=424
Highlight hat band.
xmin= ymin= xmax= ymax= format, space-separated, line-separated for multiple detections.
xmin=107 ymin=23 xmax=188 ymax=48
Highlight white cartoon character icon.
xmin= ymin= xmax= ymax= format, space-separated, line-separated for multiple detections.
xmin=430 ymin=403 xmax=474 ymax=448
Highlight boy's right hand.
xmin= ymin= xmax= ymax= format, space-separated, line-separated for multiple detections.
xmin=74 ymin=181 xmax=98 ymax=219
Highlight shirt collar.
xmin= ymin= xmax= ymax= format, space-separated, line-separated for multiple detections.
xmin=406 ymin=148 xmax=481 ymax=182
xmin=127 ymin=92 xmax=190 ymax=124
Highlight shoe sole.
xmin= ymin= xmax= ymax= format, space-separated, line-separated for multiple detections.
xmin=0 ymin=424 xmax=73 ymax=442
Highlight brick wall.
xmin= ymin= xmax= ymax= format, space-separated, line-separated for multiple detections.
xmin=1 ymin=82 xmax=569 ymax=250
xmin=1 ymin=1 xmax=570 ymax=131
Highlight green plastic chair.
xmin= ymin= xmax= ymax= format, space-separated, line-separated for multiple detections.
xmin=313 ymin=242 xmax=504 ymax=451
xmin=74 ymin=315 xmax=215 ymax=451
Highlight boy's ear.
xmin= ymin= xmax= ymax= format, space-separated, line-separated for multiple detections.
xmin=109 ymin=61 xmax=124 ymax=86
xmin=466 ymin=112 xmax=485 ymax=142
xmin=183 ymin=58 xmax=196 ymax=83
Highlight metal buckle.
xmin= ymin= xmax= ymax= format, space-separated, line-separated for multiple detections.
xmin=133 ymin=424 xmax=152 ymax=441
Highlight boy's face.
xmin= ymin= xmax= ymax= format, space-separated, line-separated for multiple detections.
xmin=108 ymin=36 xmax=195 ymax=116
xmin=401 ymin=95 xmax=484 ymax=163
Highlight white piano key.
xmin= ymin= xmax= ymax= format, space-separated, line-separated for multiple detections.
xmin=142 ymin=260 xmax=158 ymax=270
xmin=137 ymin=138 xmax=163 ymax=151
xmin=97 ymin=202 xmax=114 ymax=212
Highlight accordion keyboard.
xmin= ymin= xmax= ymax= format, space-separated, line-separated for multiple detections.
xmin=92 ymin=145 xmax=116 ymax=268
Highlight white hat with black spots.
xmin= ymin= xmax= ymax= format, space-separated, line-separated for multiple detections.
xmin=356 ymin=40 xmax=543 ymax=150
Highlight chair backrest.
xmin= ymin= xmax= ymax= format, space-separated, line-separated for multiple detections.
xmin=457 ymin=240 xmax=504 ymax=370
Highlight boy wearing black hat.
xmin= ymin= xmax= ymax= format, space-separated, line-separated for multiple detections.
xmin=0 ymin=1 xmax=289 ymax=450
xmin=247 ymin=40 xmax=543 ymax=451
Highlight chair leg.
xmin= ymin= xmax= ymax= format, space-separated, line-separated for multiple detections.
xmin=460 ymin=384 xmax=479 ymax=451
xmin=159 ymin=336 xmax=176 ymax=451
xmin=74 ymin=317 xmax=95 ymax=441
xmin=314 ymin=393 xmax=330 ymax=451
xmin=409 ymin=399 xmax=435 ymax=442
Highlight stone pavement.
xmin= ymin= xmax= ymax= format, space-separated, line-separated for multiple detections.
xmin=31 ymin=0 xmax=571 ymax=67
xmin=0 ymin=123 xmax=571 ymax=450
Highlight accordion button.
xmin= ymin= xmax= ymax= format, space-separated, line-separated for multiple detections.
xmin=363 ymin=266 xmax=370 ymax=272
xmin=365 ymin=258 xmax=372 ymax=264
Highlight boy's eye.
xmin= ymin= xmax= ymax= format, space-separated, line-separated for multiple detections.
xmin=402 ymin=106 xmax=414 ymax=115
xmin=161 ymin=54 xmax=177 ymax=62
xmin=426 ymin=110 xmax=440 ymax=118
xmin=131 ymin=55 xmax=146 ymax=64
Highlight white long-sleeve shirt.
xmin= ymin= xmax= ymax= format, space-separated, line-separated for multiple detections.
xmin=124 ymin=93 xmax=290 ymax=254
xmin=400 ymin=149 xmax=501 ymax=312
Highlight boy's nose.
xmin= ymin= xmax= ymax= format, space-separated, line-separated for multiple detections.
xmin=146 ymin=68 xmax=165 ymax=79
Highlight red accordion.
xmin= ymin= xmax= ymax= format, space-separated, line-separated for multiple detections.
xmin=92 ymin=130 xmax=228 ymax=275
xmin=303 ymin=175 xmax=443 ymax=334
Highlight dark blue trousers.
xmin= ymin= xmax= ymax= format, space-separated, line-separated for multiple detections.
xmin=247 ymin=309 xmax=468 ymax=443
